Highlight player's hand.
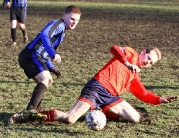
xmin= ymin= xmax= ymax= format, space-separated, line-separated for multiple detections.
xmin=6 ymin=2 xmax=11 ymax=8
xmin=159 ymin=96 xmax=177 ymax=104
xmin=52 ymin=54 xmax=61 ymax=63
xmin=49 ymin=68 xmax=61 ymax=79
xmin=124 ymin=62 xmax=141 ymax=73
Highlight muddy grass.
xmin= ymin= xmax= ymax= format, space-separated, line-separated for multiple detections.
xmin=1 ymin=2 xmax=178 ymax=81
xmin=0 ymin=1 xmax=179 ymax=137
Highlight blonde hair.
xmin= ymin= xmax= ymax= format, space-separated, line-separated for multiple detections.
xmin=145 ymin=47 xmax=161 ymax=60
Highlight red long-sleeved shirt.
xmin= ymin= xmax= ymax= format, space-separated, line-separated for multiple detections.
xmin=94 ymin=45 xmax=160 ymax=105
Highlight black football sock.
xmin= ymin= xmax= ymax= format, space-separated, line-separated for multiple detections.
xmin=37 ymin=100 xmax=42 ymax=111
xmin=11 ymin=28 xmax=16 ymax=42
xmin=26 ymin=83 xmax=47 ymax=111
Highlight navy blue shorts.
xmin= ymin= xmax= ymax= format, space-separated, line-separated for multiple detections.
xmin=78 ymin=78 xmax=123 ymax=110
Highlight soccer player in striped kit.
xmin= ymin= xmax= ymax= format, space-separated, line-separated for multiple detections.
xmin=5 ymin=0 xmax=28 ymax=46
xmin=8 ymin=5 xmax=81 ymax=124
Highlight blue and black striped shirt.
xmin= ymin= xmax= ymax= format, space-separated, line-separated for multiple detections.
xmin=6 ymin=0 xmax=28 ymax=7
xmin=26 ymin=19 xmax=66 ymax=69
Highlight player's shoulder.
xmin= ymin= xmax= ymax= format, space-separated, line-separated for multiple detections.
xmin=44 ymin=19 xmax=65 ymax=30
xmin=123 ymin=46 xmax=137 ymax=54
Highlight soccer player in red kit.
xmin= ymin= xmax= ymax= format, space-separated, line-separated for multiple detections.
xmin=9 ymin=45 xmax=177 ymax=124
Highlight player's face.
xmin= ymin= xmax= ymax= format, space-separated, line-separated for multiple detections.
xmin=63 ymin=12 xmax=81 ymax=30
xmin=139 ymin=50 xmax=158 ymax=68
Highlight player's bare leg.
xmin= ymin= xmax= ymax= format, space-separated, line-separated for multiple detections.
xmin=33 ymin=71 xmax=53 ymax=88
xmin=108 ymin=100 xmax=140 ymax=123
xmin=55 ymin=100 xmax=90 ymax=124
xmin=27 ymin=71 xmax=53 ymax=111
xmin=18 ymin=22 xmax=28 ymax=43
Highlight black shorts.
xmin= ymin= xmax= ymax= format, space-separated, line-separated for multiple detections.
xmin=18 ymin=48 xmax=48 ymax=79
xmin=10 ymin=7 xmax=27 ymax=23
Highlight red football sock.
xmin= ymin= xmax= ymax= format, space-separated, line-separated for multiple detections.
xmin=40 ymin=110 xmax=55 ymax=122
xmin=103 ymin=110 xmax=120 ymax=120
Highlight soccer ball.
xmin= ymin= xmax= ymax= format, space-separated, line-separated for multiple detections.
xmin=85 ymin=110 xmax=107 ymax=131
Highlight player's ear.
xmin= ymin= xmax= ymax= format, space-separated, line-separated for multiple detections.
xmin=141 ymin=49 xmax=146 ymax=55
xmin=63 ymin=13 xmax=66 ymax=18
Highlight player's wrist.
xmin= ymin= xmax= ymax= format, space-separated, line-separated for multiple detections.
xmin=124 ymin=62 xmax=130 ymax=66
xmin=124 ymin=62 xmax=132 ymax=69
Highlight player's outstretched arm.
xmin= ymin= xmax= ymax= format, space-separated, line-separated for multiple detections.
xmin=124 ymin=62 xmax=141 ymax=73
xmin=159 ymin=96 xmax=177 ymax=104
xmin=110 ymin=45 xmax=141 ymax=73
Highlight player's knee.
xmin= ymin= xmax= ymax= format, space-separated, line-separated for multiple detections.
xmin=42 ymin=78 xmax=53 ymax=88
xmin=19 ymin=24 xmax=25 ymax=30
xmin=132 ymin=117 xmax=140 ymax=123
xmin=48 ymin=78 xmax=53 ymax=86
xmin=131 ymin=113 xmax=140 ymax=123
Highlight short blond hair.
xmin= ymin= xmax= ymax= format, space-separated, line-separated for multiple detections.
xmin=145 ymin=47 xmax=161 ymax=60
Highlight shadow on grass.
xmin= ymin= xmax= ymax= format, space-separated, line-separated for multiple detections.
xmin=0 ymin=112 xmax=14 ymax=126
xmin=0 ymin=113 xmax=87 ymax=136
xmin=0 ymin=80 xmax=85 ymax=86
xmin=0 ymin=80 xmax=178 ymax=89
xmin=7 ymin=127 xmax=86 ymax=135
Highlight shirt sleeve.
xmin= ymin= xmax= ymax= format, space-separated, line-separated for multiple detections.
xmin=41 ymin=31 xmax=57 ymax=59
xmin=110 ymin=45 xmax=128 ymax=64
xmin=46 ymin=59 xmax=55 ymax=69
xmin=129 ymin=75 xmax=160 ymax=105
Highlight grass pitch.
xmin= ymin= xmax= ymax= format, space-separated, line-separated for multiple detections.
xmin=0 ymin=0 xmax=179 ymax=138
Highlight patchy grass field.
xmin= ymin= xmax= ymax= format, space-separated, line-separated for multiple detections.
xmin=0 ymin=0 xmax=179 ymax=138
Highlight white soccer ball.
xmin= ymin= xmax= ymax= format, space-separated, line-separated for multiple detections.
xmin=85 ymin=110 xmax=107 ymax=131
